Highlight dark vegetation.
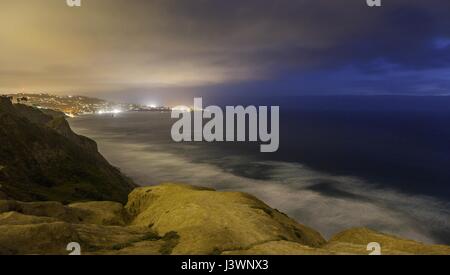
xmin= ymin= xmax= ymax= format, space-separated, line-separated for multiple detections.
xmin=0 ymin=97 xmax=135 ymax=203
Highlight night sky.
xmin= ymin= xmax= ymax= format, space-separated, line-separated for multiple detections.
xmin=1 ymin=0 xmax=450 ymax=105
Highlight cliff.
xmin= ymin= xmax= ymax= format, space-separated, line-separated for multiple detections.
xmin=0 ymin=97 xmax=135 ymax=203
xmin=0 ymin=97 xmax=448 ymax=255
xmin=0 ymin=184 xmax=449 ymax=255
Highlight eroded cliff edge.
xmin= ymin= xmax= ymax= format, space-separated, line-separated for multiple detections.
xmin=0 ymin=97 xmax=134 ymax=203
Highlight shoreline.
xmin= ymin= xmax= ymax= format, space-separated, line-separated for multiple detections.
xmin=68 ymin=115 xmax=450 ymax=245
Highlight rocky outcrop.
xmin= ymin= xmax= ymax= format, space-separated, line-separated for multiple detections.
xmin=323 ymin=228 xmax=450 ymax=255
xmin=0 ymin=184 xmax=448 ymax=255
xmin=125 ymin=184 xmax=326 ymax=254
xmin=0 ymin=97 xmax=134 ymax=203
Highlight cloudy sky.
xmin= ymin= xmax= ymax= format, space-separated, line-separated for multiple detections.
xmin=1 ymin=0 xmax=450 ymax=104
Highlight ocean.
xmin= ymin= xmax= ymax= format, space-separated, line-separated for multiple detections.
xmin=68 ymin=96 xmax=450 ymax=245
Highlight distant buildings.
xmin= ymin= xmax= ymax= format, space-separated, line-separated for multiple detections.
xmin=16 ymin=96 xmax=28 ymax=103
xmin=0 ymin=95 xmax=13 ymax=101
xmin=1 ymin=93 xmax=170 ymax=116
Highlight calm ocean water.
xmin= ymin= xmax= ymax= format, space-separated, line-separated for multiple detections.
xmin=68 ymin=97 xmax=450 ymax=244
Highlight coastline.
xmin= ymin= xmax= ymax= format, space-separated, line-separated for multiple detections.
xmin=68 ymin=114 xmax=450 ymax=245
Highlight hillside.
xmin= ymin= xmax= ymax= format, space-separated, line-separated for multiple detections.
xmin=0 ymin=97 xmax=135 ymax=203
xmin=0 ymin=183 xmax=449 ymax=255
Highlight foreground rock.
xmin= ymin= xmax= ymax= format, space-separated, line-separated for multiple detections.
xmin=0 ymin=184 xmax=448 ymax=255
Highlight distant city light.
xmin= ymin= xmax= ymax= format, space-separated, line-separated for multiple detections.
xmin=97 ymin=108 xmax=123 ymax=115
xmin=2 ymin=93 xmax=171 ymax=116
xmin=64 ymin=113 xmax=76 ymax=118
xmin=171 ymin=106 xmax=192 ymax=112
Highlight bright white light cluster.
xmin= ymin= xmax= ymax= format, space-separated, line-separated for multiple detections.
xmin=171 ymin=106 xmax=192 ymax=112
xmin=97 ymin=109 xmax=123 ymax=115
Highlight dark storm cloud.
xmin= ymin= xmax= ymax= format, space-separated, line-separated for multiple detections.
xmin=1 ymin=0 xmax=450 ymax=98
xmin=155 ymin=0 xmax=450 ymax=72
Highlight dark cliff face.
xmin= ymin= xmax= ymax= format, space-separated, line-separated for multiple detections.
xmin=0 ymin=97 xmax=135 ymax=203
